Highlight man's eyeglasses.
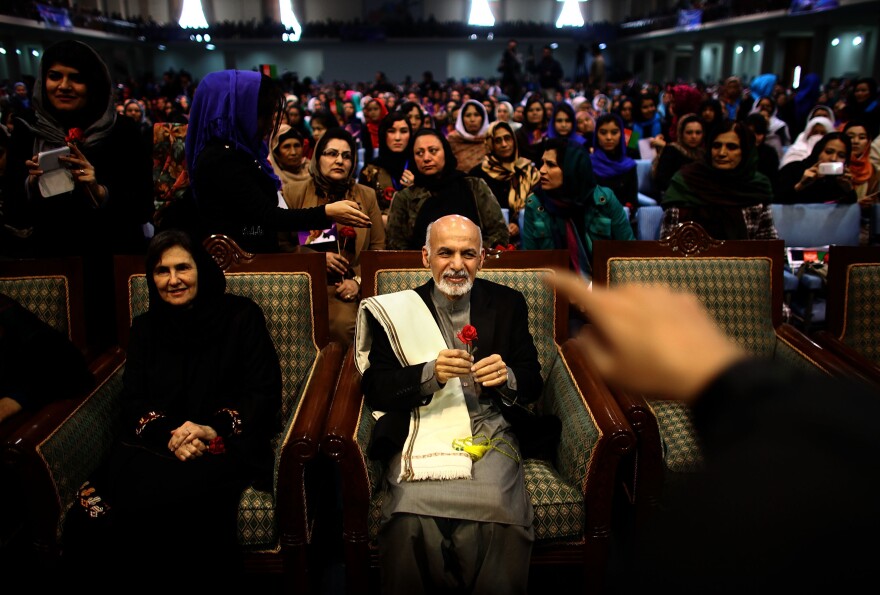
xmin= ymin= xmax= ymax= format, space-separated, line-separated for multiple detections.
xmin=322 ymin=149 xmax=354 ymax=161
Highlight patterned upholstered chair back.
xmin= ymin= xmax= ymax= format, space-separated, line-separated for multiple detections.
xmin=0 ymin=258 xmax=86 ymax=352
xmin=836 ymin=263 xmax=880 ymax=365
xmin=596 ymin=225 xmax=785 ymax=473
xmin=821 ymin=246 xmax=880 ymax=370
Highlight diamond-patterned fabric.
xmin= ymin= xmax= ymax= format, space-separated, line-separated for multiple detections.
xmin=39 ymin=362 xmax=125 ymax=540
xmin=41 ymin=272 xmax=319 ymax=550
xmin=607 ymin=258 xmax=777 ymax=356
xmin=0 ymin=276 xmax=71 ymax=339
xmin=842 ymin=265 xmax=880 ymax=365
xmin=607 ymin=257 xmax=779 ymax=474
xmin=363 ymin=268 xmax=594 ymax=544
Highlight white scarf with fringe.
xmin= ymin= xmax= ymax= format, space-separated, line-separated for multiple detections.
xmin=355 ymin=290 xmax=473 ymax=482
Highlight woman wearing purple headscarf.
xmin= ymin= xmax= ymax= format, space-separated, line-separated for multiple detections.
xmin=590 ymin=113 xmax=639 ymax=216
xmin=186 ymin=70 xmax=370 ymax=253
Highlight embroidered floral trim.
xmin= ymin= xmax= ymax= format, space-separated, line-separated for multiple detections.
xmin=219 ymin=408 xmax=242 ymax=436
xmin=135 ymin=411 xmax=165 ymax=437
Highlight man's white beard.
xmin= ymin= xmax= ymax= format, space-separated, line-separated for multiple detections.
xmin=437 ymin=271 xmax=473 ymax=297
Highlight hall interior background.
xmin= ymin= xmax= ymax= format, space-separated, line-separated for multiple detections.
xmin=0 ymin=0 xmax=877 ymax=92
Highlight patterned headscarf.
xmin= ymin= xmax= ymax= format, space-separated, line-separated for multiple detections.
xmin=481 ymin=121 xmax=540 ymax=214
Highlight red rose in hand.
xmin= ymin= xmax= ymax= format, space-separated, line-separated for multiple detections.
xmin=339 ymin=225 xmax=357 ymax=239
xmin=456 ymin=324 xmax=478 ymax=354
xmin=207 ymin=437 xmax=226 ymax=455
xmin=384 ymin=186 xmax=395 ymax=202
xmin=65 ymin=127 xmax=85 ymax=145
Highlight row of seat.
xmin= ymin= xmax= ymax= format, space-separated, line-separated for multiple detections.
xmin=1 ymin=229 xmax=878 ymax=592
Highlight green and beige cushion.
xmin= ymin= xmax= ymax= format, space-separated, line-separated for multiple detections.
xmin=0 ymin=275 xmax=72 ymax=340
xmin=841 ymin=264 xmax=880 ymax=365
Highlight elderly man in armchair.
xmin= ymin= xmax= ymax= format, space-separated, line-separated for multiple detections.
xmin=354 ymin=214 xmax=543 ymax=594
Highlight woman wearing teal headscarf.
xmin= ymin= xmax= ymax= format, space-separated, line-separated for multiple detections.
xmin=661 ymin=120 xmax=777 ymax=240
xmin=522 ymin=138 xmax=633 ymax=276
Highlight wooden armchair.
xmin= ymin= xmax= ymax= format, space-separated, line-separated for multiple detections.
xmin=813 ymin=245 xmax=880 ymax=388
xmin=591 ymin=222 xmax=856 ymax=531
xmin=1 ymin=236 xmax=342 ymax=590
xmin=322 ymin=249 xmax=635 ymax=593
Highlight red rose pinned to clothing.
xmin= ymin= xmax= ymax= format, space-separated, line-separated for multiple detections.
xmin=65 ymin=127 xmax=85 ymax=146
xmin=456 ymin=324 xmax=478 ymax=355
xmin=383 ymin=186 xmax=395 ymax=202
xmin=207 ymin=436 xmax=226 ymax=455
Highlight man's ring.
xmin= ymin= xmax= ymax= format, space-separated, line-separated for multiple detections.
xmin=496 ymin=369 xmax=502 ymax=376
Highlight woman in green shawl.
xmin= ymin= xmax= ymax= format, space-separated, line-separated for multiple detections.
xmin=522 ymin=138 xmax=633 ymax=276
xmin=661 ymin=120 xmax=777 ymax=240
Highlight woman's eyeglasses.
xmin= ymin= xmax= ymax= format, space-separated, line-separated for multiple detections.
xmin=322 ymin=149 xmax=354 ymax=161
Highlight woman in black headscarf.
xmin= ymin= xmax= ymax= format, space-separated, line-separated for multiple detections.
xmin=661 ymin=120 xmax=777 ymax=240
xmin=63 ymin=230 xmax=281 ymax=584
xmin=385 ymin=128 xmax=508 ymax=250
xmin=358 ymin=111 xmax=414 ymax=221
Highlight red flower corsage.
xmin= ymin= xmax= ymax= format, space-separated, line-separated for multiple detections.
xmin=383 ymin=186 xmax=395 ymax=202
xmin=208 ymin=436 xmax=226 ymax=455
xmin=65 ymin=127 xmax=85 ymax=145
xmin=456 ymin=324 xmax=478 ymax=355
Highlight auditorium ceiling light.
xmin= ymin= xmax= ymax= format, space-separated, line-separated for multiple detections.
xmin=468 ymin=0 xmax=495 ymax=27
xmin=0 ymin=48 xmax=6 ymax=55
xmin=550 ymin=43 xmax=559 ymax=49
xmin=15 ymin=49 xmax=21 ymax=55
xmin=853 ymin=35 xmax=862 ymax=46
xmin=158 ymin=45 xmax=167 ymax=51
xmin=735 ymin=46 xmax=744 ymax=54
xmin=206 ymin=44 xmax=216 ymax=50
xmin=31 ymin=50 xmax=39 ymax=57
xmin=470 ymin=34 xmax=478 ymax=40
xmin=279 ymin=1 xmax=301 ymax=41
xmin=753 ymin=44 xmax=761 ymax=53
xmin=599 ymin=43 xmax=607 ymax=50
xmin=557 ymin=0 xmax=586 ymax=28
xmin=831 ymin=38 xmax=840 ymax=46
xmin=179 ymin=0 xmax=209 ymax=29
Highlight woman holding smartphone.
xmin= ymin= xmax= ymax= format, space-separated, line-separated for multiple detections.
xmin=776 ymin=132 xmax=857 ymax=205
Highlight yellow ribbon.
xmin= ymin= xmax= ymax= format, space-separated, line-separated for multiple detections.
xmin=452 ymin=434 xmax=521 ymax=463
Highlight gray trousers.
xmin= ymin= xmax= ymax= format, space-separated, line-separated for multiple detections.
xmin=378 ymin=513 xmax=534 ymax=595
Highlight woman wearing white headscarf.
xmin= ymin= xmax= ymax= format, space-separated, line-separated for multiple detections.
xmin=779 ymin=115 xmax=834 ymax=168
xmin=495 ymin=100 xmax=521 ymax=132
xmin=446 ymin=99 xmax=490 ymax=173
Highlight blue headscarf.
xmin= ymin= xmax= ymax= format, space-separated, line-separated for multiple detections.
xmin=185 ymin=70 xmax=280 ymax=192
xmin=794 ymin=73 xmax=822 ymax=129
xmin=547 ymin=102 xmax=587 ymax=147
xmin=749 ymin=73 xmax=777 ymax=102
xmin=591 ymin=114 xmax=637 ymax=179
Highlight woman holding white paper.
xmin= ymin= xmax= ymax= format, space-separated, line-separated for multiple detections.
xmin=12 ymin=39 xmax=153 ymax=257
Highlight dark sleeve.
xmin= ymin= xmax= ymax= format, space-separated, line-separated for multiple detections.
xmin=653 ymin=149 xmax=681 ymax=194
xmin=101 ymin=117 xmax=154 ymax=226
xmin=0 ymin=302 xmax=93 ymax=412
xmin=775 ymin=161 xmax=805 ymax=204
xmin=361 ymin=311 xmax=433 ymax=412
xmin=120 ymin=315 xmax=178 ymax=449
xmin=620 ymin=167 xmax=639 ymax=206
xmin=210 ymin=300 xmax=282 ymax=447
xmin=485 ymin=289 xmax=543 ymax=407
xmin=193 ymin=145 xmax=329 ymax=233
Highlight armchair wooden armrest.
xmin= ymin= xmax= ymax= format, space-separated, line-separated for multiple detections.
xmin=812 ymin=331 xmax=880 ymax=389
xmin=775 ymin=323 xmax=857 ymax=378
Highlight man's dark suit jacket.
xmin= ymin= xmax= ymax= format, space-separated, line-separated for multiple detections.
xmin=361 ymin=278 xmax=544 ymax=460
